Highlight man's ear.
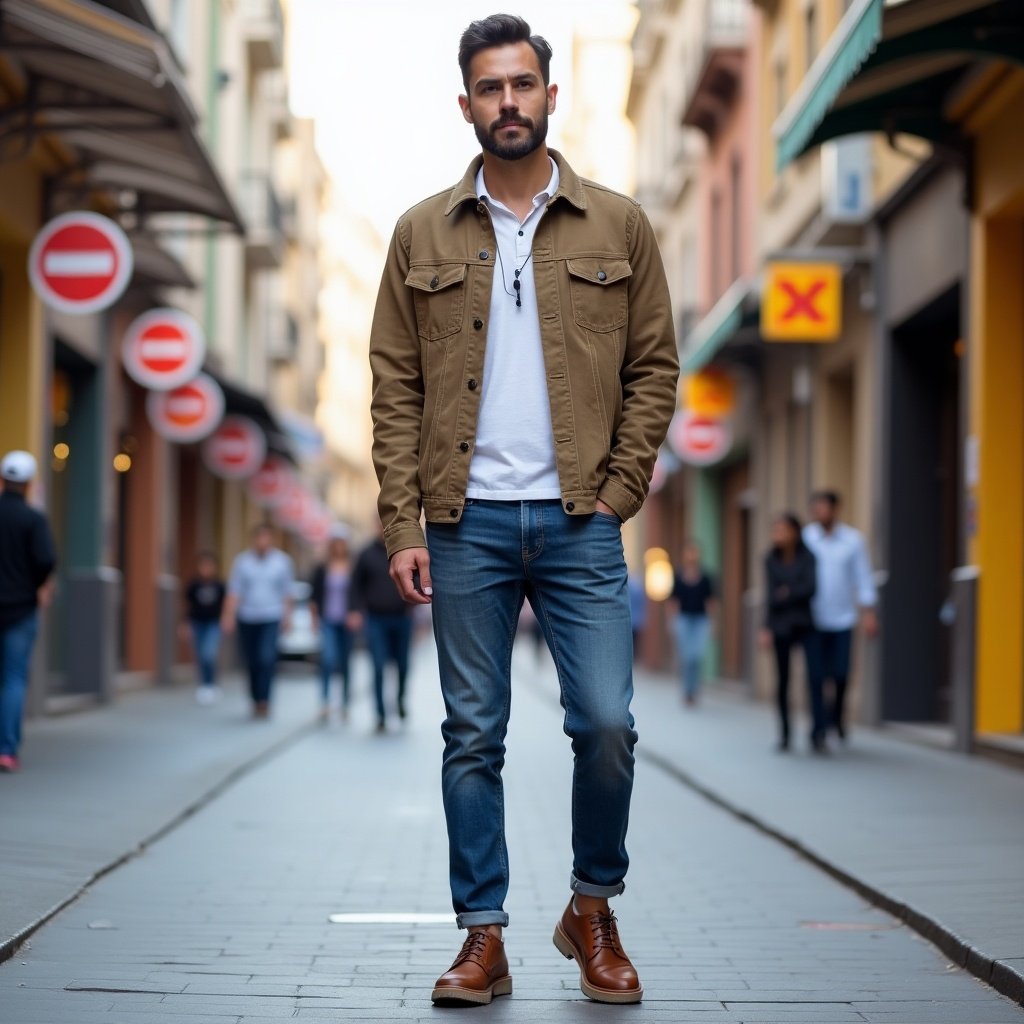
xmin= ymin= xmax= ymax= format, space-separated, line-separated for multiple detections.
xmin=458 ymin=94 xmax=473 ymax=125
xmin=547 ymin=83 xmax=558 ymax=114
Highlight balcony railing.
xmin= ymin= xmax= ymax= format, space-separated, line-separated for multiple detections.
xmin=239 ymin=172 xmax=284 ymax=268
xmin=241 ymin=0 xmax=284 ymax=71
xmin=681 ymin=0 xmax=749 ymax=138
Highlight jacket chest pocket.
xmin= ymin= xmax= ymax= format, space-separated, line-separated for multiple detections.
xmin=406 ymin=263 xmax=467 ymax=340
xmin=566 ymin=258 xmax=631 ymax=332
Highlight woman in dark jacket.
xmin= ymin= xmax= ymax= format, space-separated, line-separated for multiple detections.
xmin=760 ymin=513 xmax=817 ymax=751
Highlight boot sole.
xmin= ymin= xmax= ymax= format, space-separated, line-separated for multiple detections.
xmin=553 ymin=923 xmax=643 ymax=1004
xmin=430 ymin=975 xmax=512 ymax=1006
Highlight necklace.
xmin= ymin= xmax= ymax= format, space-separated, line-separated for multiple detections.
xmin=494 ymin=245 xmax=533 ymax=308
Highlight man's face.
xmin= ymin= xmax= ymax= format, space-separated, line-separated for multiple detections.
xmin=253 ymin=529 xmax=273 ymax=555
xmin=459 ymin=41 xmax=556 ymax=161
xmin=811 ymin=499 xmax=835 ymax=527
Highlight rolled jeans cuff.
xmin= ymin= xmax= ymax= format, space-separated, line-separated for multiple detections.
xmin=570 ymin=874 xmax=626 ymax=898
xmin=455 ymin=911 xmax=509 ymax=929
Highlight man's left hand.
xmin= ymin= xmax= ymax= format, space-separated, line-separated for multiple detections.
xmin=595 ymin=499 xmax=620 ymax=520
xmin=862 ymin=608 xmax=880 ymax=638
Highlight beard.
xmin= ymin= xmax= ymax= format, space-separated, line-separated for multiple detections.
xmin=474 ymin=110 xmax=548 ymax=161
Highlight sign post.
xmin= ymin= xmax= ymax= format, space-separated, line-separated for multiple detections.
xmin=122 ymin=309 xmax=206 ymax=391
xmin=202 ymin=416 xmax=267 ymax=480
xmin=668 ymin=411 xmax=734 ymax=467
xmin=146 ymin=374 xmax=225 ymax=443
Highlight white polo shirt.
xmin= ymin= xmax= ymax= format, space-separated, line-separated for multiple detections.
xmin=803 ymin=521 xmax=878 ymax=631
xmin=465 ymin=158 xmax=561 ymax=500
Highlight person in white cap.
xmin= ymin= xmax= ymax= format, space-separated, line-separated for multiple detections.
xmin=0 ymin=451 xmax=56 ymax=773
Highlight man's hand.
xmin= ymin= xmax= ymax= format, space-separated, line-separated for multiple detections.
xmin=861 ymin=608 xmax=880 ymax=639
xmin=758 ymin=628 xmax=773 ymax=652
xmin=390 ymin=547 xmax=433 ymax=605
xmin=595 ymin=499 xmax=620 ymax=520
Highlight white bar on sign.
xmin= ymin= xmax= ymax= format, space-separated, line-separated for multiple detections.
xmin=167 ymin=396 xmax=204 ymax=417
xmin=215 ymin=440 xmax=249 ymax=458
xmin=43 ymin=251 xmax=116 ymax=276
xmin=140 ymin=340 xmax=187 ymax=359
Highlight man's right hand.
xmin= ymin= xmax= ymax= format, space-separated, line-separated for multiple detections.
xmin=390 ymin=547 xmax=433 ymax=605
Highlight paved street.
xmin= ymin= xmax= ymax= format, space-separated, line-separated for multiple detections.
xmin=1 ymin=642 xmax=1023 ymax=1023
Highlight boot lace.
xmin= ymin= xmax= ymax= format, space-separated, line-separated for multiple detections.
xmin=452 ymin=930 xmax=491 ymax=968
xmin=588 ymin=911 xmax=626 ymax=958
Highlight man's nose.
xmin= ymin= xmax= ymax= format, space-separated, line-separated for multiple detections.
xmin=499 ymin=85 xmax=518 ymax=110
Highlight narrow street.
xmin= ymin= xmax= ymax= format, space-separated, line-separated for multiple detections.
xmin=1 ymin=642 xmax=1021 ymax=1023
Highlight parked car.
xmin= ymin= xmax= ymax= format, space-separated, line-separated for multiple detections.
xmin=278 ymin=581 xmax=321 ymax=661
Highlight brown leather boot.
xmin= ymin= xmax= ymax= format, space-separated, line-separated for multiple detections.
xmin=553 ymin=900 xmax=643 ymax=1003
xmin=430 ymin=930 xmax=513 ymax=1006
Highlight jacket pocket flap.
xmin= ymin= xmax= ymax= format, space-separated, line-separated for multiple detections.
xmin=566 ymin=258 xmax=632 ymax=286
xmin=406 ymin=264 xmax=467 ymax=293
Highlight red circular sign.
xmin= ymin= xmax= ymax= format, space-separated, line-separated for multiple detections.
xmin=123 ymin=309 xmax=206 ymax=390
xmin=274 ymin=480 xmax=315 ymax=529
xmin=29 ymin=212 xmax=134 ymax=314
xmin=146 ymin=374 xmax=225 ymax=443
xmin=247 ymin=456 xmax=294 ymax=508
xmin=301 ymin=507 xmax=333 ymax=547
xmin=668 ymin=411 xmax=733 ymax=467
xmin=202 ymin=416 xmax=267 ymax=480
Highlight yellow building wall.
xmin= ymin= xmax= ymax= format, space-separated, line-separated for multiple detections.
xmin=968 ymin=75 xmax=1024 ymax=734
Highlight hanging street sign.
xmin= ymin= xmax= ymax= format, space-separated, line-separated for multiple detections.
xmin=682 ymin=367 xmax=737 ymax=418
xmin=761 ymin=262 xmax=842 ymax=342
xmin=146 ymin=373 xmax=225 ymax=443
xmin=122 ymin=308 xmax=206 ymax=391
xmin=28 ymin=212 xmax=134 ymax=315
xmin=202 ymin=415 xmax=267 ymax=480
xmin=668 ymin=411 xmax=733 ymax=467
xmin=247 ymin=456 xmax=294 ymax=509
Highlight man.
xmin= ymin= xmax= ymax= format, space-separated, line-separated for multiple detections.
xmin=221 ymin=524 xmax=294 ymax=718
xmin=803 ymin=491 xmax=878 ymax=749
xmin=369 ymin=14 xmax=677 ymax=1007
xmin=0 ymin=451 xmax=56 ymax=773
xmin=347 ymin=523 xmax=414 ymax=733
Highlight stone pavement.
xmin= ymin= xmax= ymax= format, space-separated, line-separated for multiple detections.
xmin=1 ymin=640 xmax=1022 ymax=1023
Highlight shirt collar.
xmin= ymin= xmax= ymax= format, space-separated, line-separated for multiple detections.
xmin=475 ymin=156 xmax=559 ymax=213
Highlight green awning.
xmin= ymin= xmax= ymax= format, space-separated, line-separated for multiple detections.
xmin=775 ymin=0 xmax=884 ymax=170
xmin=680 ymin=279 xmax=753 ymax=375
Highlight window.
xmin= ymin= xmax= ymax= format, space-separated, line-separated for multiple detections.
xmin=710 ymin=188 xmax=723 ymax=301
xmin=730 ymin=155 xmax=742 ymax=283
xmin=805 ymin=3 xmax=818 ymax=71
xmin=168 ymin=0 xmax=190 ymax=64
xmin=775 ymin=60 xmax=787 ymax=117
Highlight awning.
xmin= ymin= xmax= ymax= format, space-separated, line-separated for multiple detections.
xmin=0 ymin=0 xmax=243 ymax=229
xmin=680 ymin=278 xmax=758 ymax=374
xmin=775 ymin=0 xmax=1024 ymax=169
xmin=128 ymin=232 xmax=195 ymax=290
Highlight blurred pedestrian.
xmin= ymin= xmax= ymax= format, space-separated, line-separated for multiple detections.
xmin=670 ymin=540 xmax=716 ymax=706
xmin=369 ymin=14 xmax=676 ymax=1005
xmin=0 ymin=451 xmax=56 ymax=773
xmin=348 ymin=525 xmax=413 ymax=733
xmin=183 ymin=551 xmax=226 ymax=705
xmin=221 ymin=524 xmax=294 ymax=719
xmin=759 ymin=514 xmax=816 ymax=752
xmin=804 ymin=491 xmax=879 ymax=747
xmin=310 ymin=527 xmax=356 ymax=722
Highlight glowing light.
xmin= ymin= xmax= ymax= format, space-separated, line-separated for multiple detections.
xmin=113 ymin=453 xmax=132 ymax=473
xmin=53 ymin=442 xmax=70 ymax=460
xmin=644 ymin=547 xmax=675 ymax=601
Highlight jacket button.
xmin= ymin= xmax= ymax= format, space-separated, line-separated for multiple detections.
xmin=467 ymin=379 xmax=478 ymax=390
xmin=459 ymin=441 xmax=470 ymax=452
xmin=430 ymin=275 xmax=440 ymax=289
xmin=449 ymin=509 xmax=459 ymax=518
xmin=479 ymin=250 xmax=489 ymax=260
xmin=597 ymin=270 xmax=607 ymax=281
xmin=473 ymin=318 xmax=484 ymax=330
xmin=565 ymin=501 xmax=575 ymax=512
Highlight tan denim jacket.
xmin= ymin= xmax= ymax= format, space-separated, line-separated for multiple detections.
xmin=369 ymin=150 xmax=679 ymax=558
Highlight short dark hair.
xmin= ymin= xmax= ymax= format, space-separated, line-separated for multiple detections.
xmin=811 ymin=490 xmax=840 ymax=508
xmin=458 ymin=13 xmax=553 ymax=91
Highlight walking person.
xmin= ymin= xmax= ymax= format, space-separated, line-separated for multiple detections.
xmin=183 ymin=551 xmax=226 ymax=705
xmin=348 ymin=526 xmax=413 ymax=734
xmin=369 ymin=14 xmax=677 ymax=1006
xmin=670 ymin=540 xmax=716 ymax=706
xmin=759 ymin=514 xmax=816 ymax=752
xmin=310 ymin=528 xmax=356 ymax=721
xmin=221 ymin=524 xmax=294 ymax=719
xmin=0 ymin=451 xmax=56 ymax=773
xmin=803 ymin=490 xmax=879 ymax=748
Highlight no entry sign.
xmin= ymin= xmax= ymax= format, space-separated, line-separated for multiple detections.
xmin=202 ymin=416 xmax=267 ymax=480
xmin=122 ymin=309 xmax=206 ymax=391
xmin=668 ymin=411 xmax=733 ymax=467
xmin=29 ymin=212 xmax=134 ymax=314
xmin=146 ymin=373 xmax=225 ymax=443
xmin=247 ymin=456 xmax=294 ymax=508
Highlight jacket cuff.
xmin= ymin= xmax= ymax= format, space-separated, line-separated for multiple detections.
xmin=383 ymin=521 xmax=427 ymax=560
xmin=597 ymin=477 xmax=643 ymax=523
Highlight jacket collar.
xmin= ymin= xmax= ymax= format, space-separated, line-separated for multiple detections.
xmin=444 ymin=148 xmax=587 ymax=216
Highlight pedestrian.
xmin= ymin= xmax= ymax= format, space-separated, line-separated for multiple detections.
xmin=803 ymin=490 xmax=879 ymax=748
xmin=348 ymin=525 xmax=413 ymax=734
xmin=759 ymin=513 xmax=817 ymax=752
xmin=182 ymin=551 xmax=226 ymax=705
xmin=310 ymin=527 xmax=356 ymax=722
xmin=368 ymin=14 xmax=677 ymax=1006
xmin=0 ymin=451 xmax=56 ymax=773
xmin=220 ymin=524 xmax=294 ymax=719
xmin=670 ymin=540 xmax=716 ymax=706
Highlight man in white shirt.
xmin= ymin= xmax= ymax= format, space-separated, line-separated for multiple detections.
xmin=803 ymin=491 xmax=879 ymax=749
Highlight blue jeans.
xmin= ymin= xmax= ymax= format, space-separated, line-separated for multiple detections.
xmin=674 ymin=613 xmax=710 ymax=699
xmin=237 ymin=620 xmax=280 ymax=705
xmin=189 ymin=619 xmax=221 ymax=687
xmin=805 ymin=628 xmax=853 ymax=740
xmin=319 ymin=621 xmax=353 ymax=706
xmin=0 ymin=612 xmax=39 ymax=757
xmin=364 ymin=613 xmax=412 ymax=722
xmin=427 ymin=499 xmax=636 ymax=928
